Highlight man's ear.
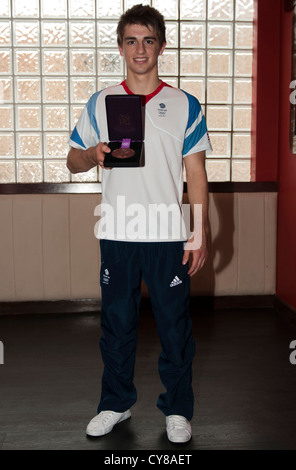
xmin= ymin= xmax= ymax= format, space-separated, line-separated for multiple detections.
xmin=159 ymin=42 xmax=167 ymax=56
xmin=118 ymin=44 xmax=124 ymax=57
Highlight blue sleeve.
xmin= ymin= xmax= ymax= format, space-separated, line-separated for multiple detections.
xmin=182 ymin=91 xmax=212 ymax=156
xmin=68 ymin=91 xmax=101 ymax=150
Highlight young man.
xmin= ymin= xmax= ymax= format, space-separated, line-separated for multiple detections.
xmin=67 ymin=4 xmax=212 ymax=444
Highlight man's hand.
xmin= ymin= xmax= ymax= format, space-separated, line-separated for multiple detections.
xmin=67 ymin=142 xmax=112 ymax=173
xmin=96 ymin=142 xmax=112 ymax=170
xmin=182 ymin=229 xmax=209 ymax=277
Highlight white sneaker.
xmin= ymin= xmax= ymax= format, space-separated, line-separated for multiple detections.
xmin=166 ymin=415 xmax=192 ymax=443
xmin=86 ymin=410 xmax=131 ymax=437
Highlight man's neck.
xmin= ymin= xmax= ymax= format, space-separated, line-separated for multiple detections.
xmin=125 ymin=73 xmax=162 ymax=96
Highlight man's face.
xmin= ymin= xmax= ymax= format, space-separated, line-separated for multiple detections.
xmin=118 ymin=23 xmax=166 ymax=76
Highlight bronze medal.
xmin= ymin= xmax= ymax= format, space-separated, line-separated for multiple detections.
xmin=111 ymin=148 xmax=135 ymax=159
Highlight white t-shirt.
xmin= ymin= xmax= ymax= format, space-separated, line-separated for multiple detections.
xmin=68 ymin=81 xmax=212 ymax=242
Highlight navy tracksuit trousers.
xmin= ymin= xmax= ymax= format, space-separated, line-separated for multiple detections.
xmin=97 ymin=239 xmax=196 ymax=421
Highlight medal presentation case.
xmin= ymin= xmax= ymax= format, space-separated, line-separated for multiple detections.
xmin=104 ymin=94 xmax=144 ymax=168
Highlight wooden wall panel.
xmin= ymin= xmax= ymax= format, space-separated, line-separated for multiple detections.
xmin=0 ymin=197 xmax=15 ymax=300
xmin=12 ymin=195 xmax=43 ymax=300
xmin=0 ymin=192 xmax=277 ymax=301
xmin=69 ymin=194 xmax=101 ymax=299
xmin=264 ymin=192 xmax=277 ymax=294
xmin=237 ymin=193 xmax=265 ymax=294
xmin=210 ymin=192 xmax=239 ymax=295
xmin=42 ymin=195 xmax=71 ymax=300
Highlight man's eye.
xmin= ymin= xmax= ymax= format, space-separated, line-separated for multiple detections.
xmin=127 ymin=41 xmax=135 ymax=45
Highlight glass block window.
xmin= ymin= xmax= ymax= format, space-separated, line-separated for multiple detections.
xmin=0 ymin=0 xmax=254 ymax=183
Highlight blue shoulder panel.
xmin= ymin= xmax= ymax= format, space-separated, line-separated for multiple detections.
xmin=181 ymin=90 xmax=208 ymax=155
xmin=70 ymin=127 xmax=86 ymax=149
xmin=86 ymin=91 xmax=101 ymax=140
xmin=182 ymin=90 xmax=202 ymax=132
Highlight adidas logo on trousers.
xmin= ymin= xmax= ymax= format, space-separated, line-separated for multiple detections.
xmin=170 ymin=276 xmax=182 ymax=287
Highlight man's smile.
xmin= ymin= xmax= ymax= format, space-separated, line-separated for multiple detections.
xmin=133 ymin=57 xmax=148 ymax=63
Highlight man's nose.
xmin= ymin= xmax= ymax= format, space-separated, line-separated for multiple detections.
xmin=136 ymin=41 xmax=145 ymax=54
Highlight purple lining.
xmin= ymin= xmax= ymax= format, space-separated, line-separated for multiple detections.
xmin=121 ymin=138 xmax=131 ymax=148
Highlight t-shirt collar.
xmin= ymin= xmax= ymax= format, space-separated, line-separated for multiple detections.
xmin=121 ymin=79 xmax=166 ymax=104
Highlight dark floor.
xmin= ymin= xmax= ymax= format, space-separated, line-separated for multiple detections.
xmin=0 ymin=300 xmax=296 ymax=451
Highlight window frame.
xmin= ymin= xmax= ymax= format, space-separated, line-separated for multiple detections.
xmin=0 ymin=0 xmax=276 ymax=191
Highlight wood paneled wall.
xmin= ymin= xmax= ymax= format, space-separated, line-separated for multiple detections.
xmin=0 ymin=192 xmax=277 ymax=301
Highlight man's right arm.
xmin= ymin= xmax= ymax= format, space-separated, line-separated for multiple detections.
xmin=66 ymin=142 xmax=111 ymax=174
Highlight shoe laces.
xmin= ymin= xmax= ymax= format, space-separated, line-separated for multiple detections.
xmin=94 ymin=410 xmax=116 ymax=424
xmin=167 ymin=415 xmax=187 ymax=429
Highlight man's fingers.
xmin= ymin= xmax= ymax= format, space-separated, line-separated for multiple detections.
xmin=97 ymin=143 xmax=112 ymax=169
xmin=187 ymin=251 xmax=199 ymax=276
xmin=186 ymin=249 xmax=208 ymax=276
xmin=101 ymin=143 xmax=111 ymax=154
xmin=182 ymin=250 xmax=190 ymax=266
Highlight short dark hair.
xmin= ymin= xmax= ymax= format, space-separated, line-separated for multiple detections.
xmin=117 ymin=4 xmax=166 ymax=47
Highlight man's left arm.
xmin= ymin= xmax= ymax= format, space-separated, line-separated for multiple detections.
xmin=182 ymin=150 xmax=210 ymax=276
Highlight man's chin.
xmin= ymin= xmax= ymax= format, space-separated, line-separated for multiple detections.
xmin=129 ymin=64 xmax=157 ymax=76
